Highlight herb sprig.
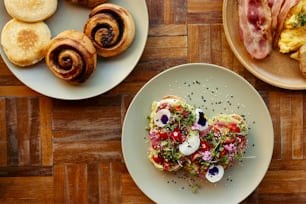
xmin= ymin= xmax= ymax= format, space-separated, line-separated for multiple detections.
xmin=293 ymin=12 xmax=306 ymax=28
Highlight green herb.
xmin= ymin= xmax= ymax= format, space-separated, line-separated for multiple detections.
xmin=293 ymin=12 xmax=306 ymax=28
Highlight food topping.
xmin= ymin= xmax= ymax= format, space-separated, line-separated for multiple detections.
xmin=278 ymin=0 xmax=306 ymax=53
xmin=178 ymin=132 xmax=201 ymax=156
xmin=147 ymin=96 xmax=249 ymax=183
xmin=237 ymin=0 xmax=273 ymax=59
xmin=154 ymin=109 xmax=171 ymax=127
xmin=205 ymin=165 xmax=225 ymax=183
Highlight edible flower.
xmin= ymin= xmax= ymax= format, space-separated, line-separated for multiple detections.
xmin=224 ymin=143 xmax=237 ymax=153
xmin=154 ymin=109 xmax=171 ymax=127
xmin=205 ymin=165 xmax=224 ymax=183
xmin=192 ymin=108 xmax=208 ymax=131
xmin=202 ymin=150 xmax=211 ymax=161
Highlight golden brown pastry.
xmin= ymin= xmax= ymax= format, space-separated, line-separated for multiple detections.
xmin=1 ymin=18 xmax=51 ymax=67
xmin=45 ymin=30 xmax=97 ymax=83
xmin=84 ymin=3 xmax=136 ymax=57
xmin=4 ymin=0 xmax=57 ymax=22
xmin=291 ymin=44 xmax=306 ymax=78
xmin=66 ymin=0 xmax=108 ymax=8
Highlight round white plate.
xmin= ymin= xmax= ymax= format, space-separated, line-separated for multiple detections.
xmin=122 ymin=63 xmax=274 ymax=204
xmin=0 ymin=0 xmax=148 ymax=100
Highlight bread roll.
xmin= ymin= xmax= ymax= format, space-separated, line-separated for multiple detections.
xmin=66 ymin=0 xmax=108 ymax=8
xmin=1 ymin=19 xmax=51 ymax=67
xmin=290 ymin=44 xmax=306 ymax=78
xmin=84 ymin=3 xmax=136 ymax=57
xmin=4 ymin=0 xmax=57 ymax=22
xmin=45 ymin=30 xmax=97 ymax=83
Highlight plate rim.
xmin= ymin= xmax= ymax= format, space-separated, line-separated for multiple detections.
xmin=222 ymin=0 xmax=306 ymax=90
xmin=122 ymin=62 xmax=274 ymax=203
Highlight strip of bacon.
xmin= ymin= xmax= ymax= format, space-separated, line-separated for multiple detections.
xmin=268 ymin=0 xmax=285 ymax=33
xmin=273 ymin=0 xmax=300 ymax=48
xmin=238 ymin=0 xmax=273 ymax=59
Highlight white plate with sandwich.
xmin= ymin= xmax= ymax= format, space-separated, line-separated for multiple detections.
xmin=122 ymin=63 xmax=274 ymax=203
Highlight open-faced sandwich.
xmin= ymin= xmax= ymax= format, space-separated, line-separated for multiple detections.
xmin=147 ymin=95 xmax=208 ymax=172
xmin=147 ymin=96 xmax=248 ymax=183
xmin=185 ymin=114 xmax=248 ymax=183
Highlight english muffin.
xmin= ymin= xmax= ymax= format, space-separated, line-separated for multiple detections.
xmin=1 ymin=19 xmax=51 ymax=67
xmin=4 ymin=0 xmax=58 ymax=22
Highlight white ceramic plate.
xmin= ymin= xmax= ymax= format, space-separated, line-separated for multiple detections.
xmin=122 ymin=63 xmax=274 ymax=204
xmin=0 ymin=0 xmax=148 ymax=100
xmin=223 ymin=0 xmax=306 ymax=90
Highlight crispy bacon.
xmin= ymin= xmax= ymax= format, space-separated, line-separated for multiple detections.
xmin=273 ymin=0 xmax=300 ymax=47
xmin=238 ymin=0 xmax=273 ymax=59
xmin=268 ymin=0 xmax=285 ymax=32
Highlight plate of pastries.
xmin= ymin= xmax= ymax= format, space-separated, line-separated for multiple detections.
xmin=0 ymin=0 xmax=149 ymax=99
xmin=223 ymin=0 xmax=306 ymax=90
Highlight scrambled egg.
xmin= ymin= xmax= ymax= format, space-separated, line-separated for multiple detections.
xmin=279 ymin=0 xmax=306 ymax=53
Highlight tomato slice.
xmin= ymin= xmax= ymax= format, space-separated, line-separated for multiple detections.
xmin=174 ymin=105 xmax=183 ymax=113
xmin=152 ymin=154 xmax=163 ymax=164
xmin=200 ymin=141 xmax=210 ymax=151
xmin=223 ymin=136 xmax=236 ymax=144
xmin=191 ymin=151 xmax=202 ymax=161
xmin=159 ymin=132 xmax=168 ymax=140
xmin=171 ymin=128 xmax=181 ymax=141
xmin=218 ymin=148 xmax=227 ymax=158
xmin=228 ymin=122 xmax=240 ymax=133
xmin=163 ymin=162 xmax=171 ymax=171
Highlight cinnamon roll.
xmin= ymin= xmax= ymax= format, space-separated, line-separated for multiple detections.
xmin=45 ymin=30 xmax=97 ymax=83
xmin=66 ymin=0 xmax=108 ymax=8
xmin=84 ymin=3 xmax=136 ymax=57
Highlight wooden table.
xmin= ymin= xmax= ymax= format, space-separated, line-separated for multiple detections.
xmin=1 ymin=0 xmax=306 ymax=203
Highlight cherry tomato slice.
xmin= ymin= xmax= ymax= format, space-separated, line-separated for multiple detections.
xmin=218 ymin=148 xmax=227 ymax=158
xmin=159 ymin=132 xmax=168 ymax=140
xmin=191 ymin=151 xmax=202 ymax=161
xmin=200 ymin=141 xmax=210 ymax=151
xmin=228 ymin=122 xmax=240 ymax=133
xmin=152 ymin=154 xmax=163 ymax=164
xmin=163 ymin=162 xmax=171 ymax=171
xmin=171 ymin=128 xmax=181 ymax=141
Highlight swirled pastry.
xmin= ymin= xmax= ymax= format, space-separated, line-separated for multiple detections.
xmin=1 ymin=19 xmax=51 ymax=67
xmin=84 ymin=3 xmax=136 ymax=57
xmin=45 ymin=30 xmax=97 ymax=83
xmin=66 ymin=0 xmax=108 ymax=8
xmin=4 ymin=0 xmax=57 ymax=22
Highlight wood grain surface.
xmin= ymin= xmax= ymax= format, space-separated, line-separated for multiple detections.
xmin=1 ymin=0 xmax=306 ymax=203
